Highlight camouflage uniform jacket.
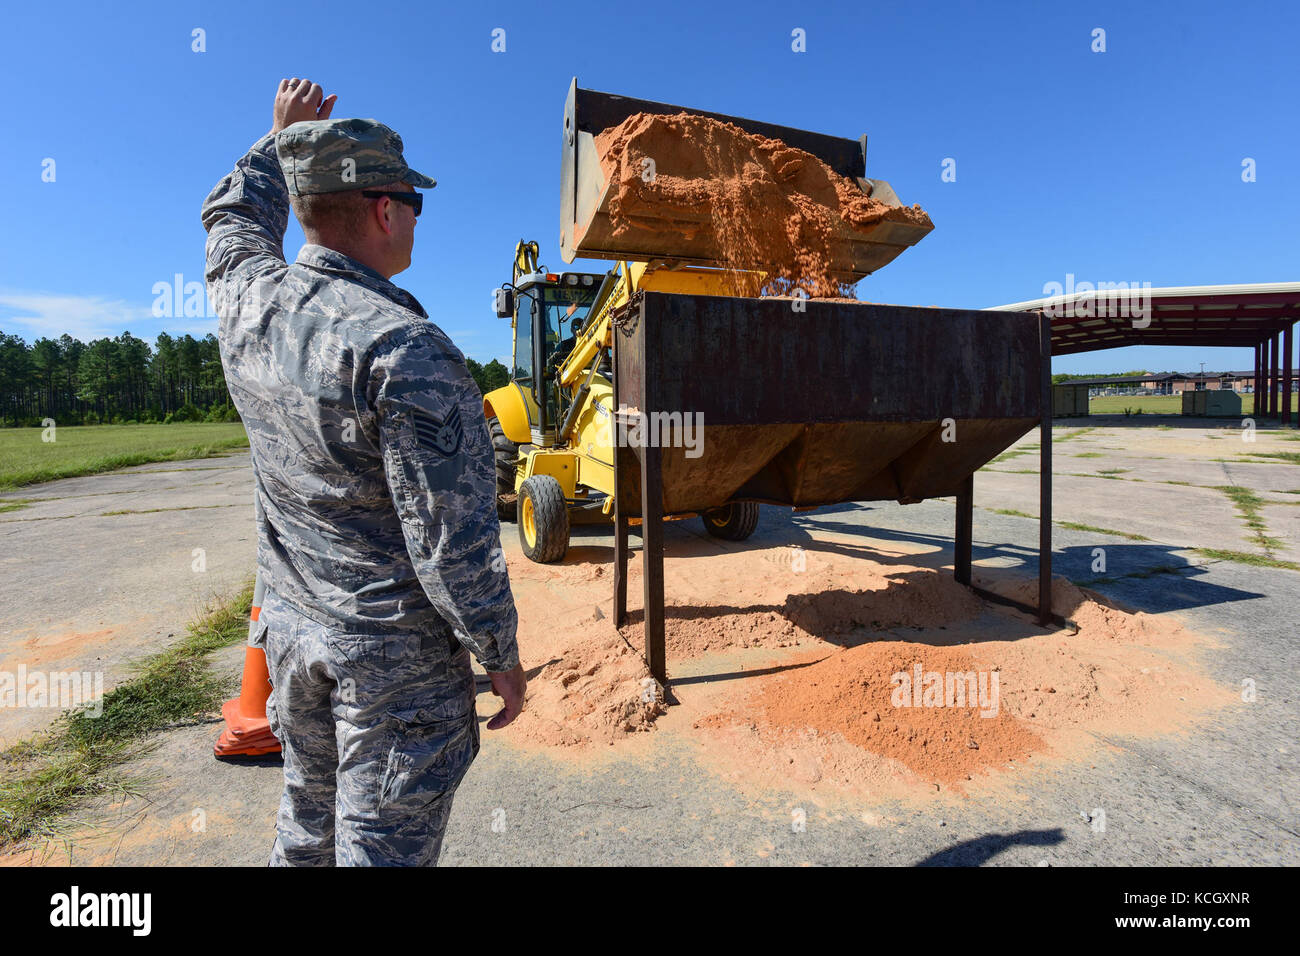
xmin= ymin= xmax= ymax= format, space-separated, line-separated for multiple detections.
xmin=201 ymin=132 xmax=518 ymax=672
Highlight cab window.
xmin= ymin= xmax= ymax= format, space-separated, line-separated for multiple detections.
xmin=513 ymin=294 xmax=534 ymax=385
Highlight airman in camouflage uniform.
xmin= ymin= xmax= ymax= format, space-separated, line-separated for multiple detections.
xmin=202 ymin=79 xmax=524 ymax=866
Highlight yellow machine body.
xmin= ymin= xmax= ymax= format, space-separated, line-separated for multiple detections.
xmin=492 ymin=256 xmax=743 ymax=514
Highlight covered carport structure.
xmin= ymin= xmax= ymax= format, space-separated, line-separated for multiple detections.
xmin=990 ymin=281 xmax=1300 ymax=424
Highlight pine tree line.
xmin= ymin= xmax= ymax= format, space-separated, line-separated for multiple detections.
xmin=0 ymin=329 xmax=514 ymax=427
xmin=0 ymin=331 xmax=234 ymax=426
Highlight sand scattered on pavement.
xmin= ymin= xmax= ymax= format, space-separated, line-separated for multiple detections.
xmin=500 ymin=544 xmax=1233 ymax=798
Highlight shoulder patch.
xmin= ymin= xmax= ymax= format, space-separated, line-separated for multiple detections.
xmin=411 ymin=404 xmax=462 ymax=456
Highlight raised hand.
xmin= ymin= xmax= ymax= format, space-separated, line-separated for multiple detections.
xmin=271 ymin=78 xmax=338 ymax=134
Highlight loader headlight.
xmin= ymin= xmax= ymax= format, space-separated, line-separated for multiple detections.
xmin=565 ymin=274 xmax=578 ymax=285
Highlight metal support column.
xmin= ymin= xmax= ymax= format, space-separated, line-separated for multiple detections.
xmin=1038 ymin=313 xmax=1053 ymax=626
xmin=613 ymin=502 xmax=629 ymax=624
xmin=611 ymin=334 xmax=629 ymax=626
xmin=1259 ymin=339 xmax=1267 ymax=418
xmin=1284 ymin=323 xmax=1295 ymax=427
xmin=640 ymin=441 xmax=666 ymax=683
xmin=1254 ymin=342 xmax=1262 ymax=418
xmin=954 ymin=474 xmax=973 ymax=586
xmin=1260 ymin=339 xmax=1269 ymax=418
xmin=1270 ymin=333 xmax=1280 ymax=418
xmin=1264 ymin=339 xmax=1271 ymax=415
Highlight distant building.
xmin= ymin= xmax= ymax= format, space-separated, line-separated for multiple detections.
xmin=1059 ymin=370 xmax=1277 ymax=396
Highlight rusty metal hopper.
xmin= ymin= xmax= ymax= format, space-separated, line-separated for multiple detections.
xmin=608 ymin=291 xmax=1053 ymax=680
xmin=560 ymin=79 xmax=933 ymax=280
xmin=610 ymin=293 xmax=1045 ymax=516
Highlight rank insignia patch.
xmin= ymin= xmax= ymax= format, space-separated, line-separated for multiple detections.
xmin=411 ymin=404 xmax=462 ymax=456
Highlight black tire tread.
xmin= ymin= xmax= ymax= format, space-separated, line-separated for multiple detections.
xmin=519 ymin=475 xmax=569 ymax=563
xmin=701 ymin=501 xmax=760 ymax=541
xmin=489 ymin=417 xmax=519 ymax=521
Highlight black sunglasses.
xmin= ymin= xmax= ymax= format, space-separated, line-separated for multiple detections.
xmin=362 ymin=190 xmax=422 ymax=217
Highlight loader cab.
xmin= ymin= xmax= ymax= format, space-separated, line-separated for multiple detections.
xmin=503 ymin=271 xmax=602 ymax=443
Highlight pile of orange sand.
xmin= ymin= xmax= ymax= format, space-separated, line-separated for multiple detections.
xmin=593 ymin=111 xmax=932 ymax=297
xmin=498 ymin=545 xmax=1234 ymax=796
xmin=739 ymin=643 xmax=1042 ymax=786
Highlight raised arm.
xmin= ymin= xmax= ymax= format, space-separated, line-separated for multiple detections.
xmin=201 ymin=80 xmax=337 ymax=292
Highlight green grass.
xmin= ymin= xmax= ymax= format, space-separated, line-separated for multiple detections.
xmin=0 ymin=423 xmax=249 ymax=490
xmin=989 ymin=449 xmax=1032 ymax=464
xmin=986 ymin=507 xmax=1150 ymax=541
xmin=1243 ymin=450 xmax=1300 ymax=465
xmin=1089 ymin=395 xmax=1183 ymax=415
xmin=1057 ymin=520 xmax=1148 ymax=541
xmin=1193 ymin=548 xmax=1300 ymax=572
xmin=1073 ymin=452 xmax=1103 ymax=458
xmin=0 ymin=498 xmax=35 ymax=514
xmin=1249 ymin=394 xmax=1300 ymax=415
xmin=0 ymin=581 xmax=253 ymax=849
xmin=99 ymin=504 xmax=246 ymax=517
xmin=1215 ymin=485 xmax=1282 ymax=554
xmin=1081 ymin=548 xmax=1300 ymax=584
xmin=1076 ymin=563 xmax=1189 ymax=586
xmin=1097 ymin=468 xmax=1129 ymax=475
xmin=1088 ymin=394 xmax=1298 ymax=416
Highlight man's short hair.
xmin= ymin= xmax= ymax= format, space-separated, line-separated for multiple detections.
xmin=290 ymin=190 xmax=371 ymax=238
xmin=289 ymin=181 xmax=409 ymax=239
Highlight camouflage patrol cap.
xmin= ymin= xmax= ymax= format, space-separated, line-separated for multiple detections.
xmin=275 ymin=118 xmax=437 ymax=197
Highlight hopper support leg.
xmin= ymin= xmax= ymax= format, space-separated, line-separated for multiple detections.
xmin=612 ymin=333 xmax=630 ymax=626
xmin=954 ymin=474 xmax=973 ymax=586
xmin=640 ymin=443 xmax=666 ymax=683
xmin=1038 ymin=313 xmax=1053 ymax=626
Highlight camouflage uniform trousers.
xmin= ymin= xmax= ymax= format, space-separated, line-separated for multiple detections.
xmin=259 ymin=604 xmax=480 ymax=866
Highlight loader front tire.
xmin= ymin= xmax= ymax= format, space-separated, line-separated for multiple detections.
xmin=489 ymin=416 xmax=519 ymax=522
xmin=519 ymin=475 xmax=569 ymax=563
xmin=701 ymin=502 xmax=759 ymax=541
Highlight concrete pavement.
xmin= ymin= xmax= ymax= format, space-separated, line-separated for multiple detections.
xmin=2 ymin=420 xmax=1297 ymax=865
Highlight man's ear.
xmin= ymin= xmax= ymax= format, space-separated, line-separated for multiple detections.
xmin=372 ymin=196 xmax=395 ymax=237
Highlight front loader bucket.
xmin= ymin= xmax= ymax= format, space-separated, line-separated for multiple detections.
xmin=559 ymin=78 xmax=933 ymax=281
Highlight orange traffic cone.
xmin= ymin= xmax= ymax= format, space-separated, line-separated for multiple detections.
xmin=214 ymin=584 xmax=282 ymax=758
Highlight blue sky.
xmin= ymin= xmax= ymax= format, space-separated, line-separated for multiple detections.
xmin=0 ymin=0 xmax=1295 ymax=374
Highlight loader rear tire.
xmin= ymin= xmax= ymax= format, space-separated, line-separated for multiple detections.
xmin=489 ymin=417 xmax=518 ymax=522
xmin=519 ymin=475 xmax=569 ymax=563
xmin=701 ymin=502 xmax=759 ymax=541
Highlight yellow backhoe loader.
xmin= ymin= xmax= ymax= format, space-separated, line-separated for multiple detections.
xmin=482 ymin=80 xmax=931 ymax=562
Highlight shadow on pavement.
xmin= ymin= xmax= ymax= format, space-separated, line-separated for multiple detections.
xmin=915 ymin=827 xmax=1065 ymax=866
xmin=787 ymin=512 xmax=1265 ymax=615
xmin=521 ymin=502 xmax=1267 ymax=620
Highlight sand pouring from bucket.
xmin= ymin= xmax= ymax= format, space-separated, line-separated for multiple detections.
xmin=559 ymin=78 xmax=934 ymax=283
